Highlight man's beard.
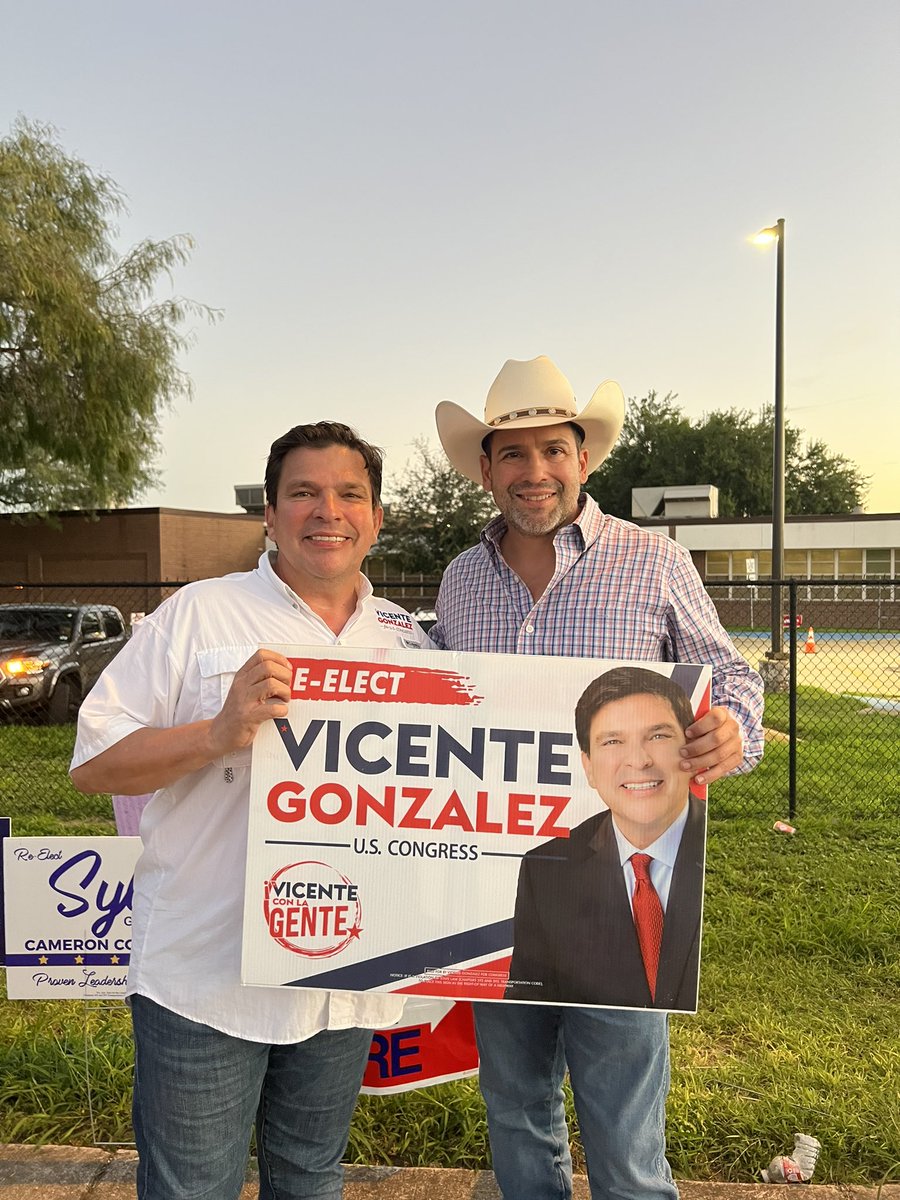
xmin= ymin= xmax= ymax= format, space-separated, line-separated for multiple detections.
xmin=498 ymin=480 xmax=581 ymax=537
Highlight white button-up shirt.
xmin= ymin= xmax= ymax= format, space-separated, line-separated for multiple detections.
xmin=71 ymin=552 xmax=433 ymax=1043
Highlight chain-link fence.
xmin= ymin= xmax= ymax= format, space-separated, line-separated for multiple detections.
xmin=708 ymin=579 xmax=899 ymax=818
xmin=1 ymin=578 xmax=898 ymax=820
xmin=362 ymin=560 xmax=440 ymax=616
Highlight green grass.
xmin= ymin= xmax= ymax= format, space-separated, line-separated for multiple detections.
xmin=0 ymin=724 xmax=115 ymax=835
xmin=0 ymin=1001 xmax=134 ymax=1146
xmin=1 ymin=714 xmax=899 ymax=1180
xmin=344 ymin=816 xmax=900 ymax=1182
xmin=666 ymin=817 xmax=899 ymax=1181
xmin=714 ymin=687 xmax=900 ymax=819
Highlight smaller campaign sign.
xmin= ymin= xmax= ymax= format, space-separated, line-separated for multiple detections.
xmin=2 ymin=837 xmax=140 ymax=999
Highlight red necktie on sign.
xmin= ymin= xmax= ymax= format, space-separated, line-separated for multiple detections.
xmin=630 ymin=853 xmax=664 ymax=1001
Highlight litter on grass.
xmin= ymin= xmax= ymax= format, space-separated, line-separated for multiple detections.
xmin=761 ymin=1134 xmax=821 ymax=1183
xmin=773 ymin=820 xmax=797 ymax=835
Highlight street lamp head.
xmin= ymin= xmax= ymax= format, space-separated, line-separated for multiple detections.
xmin=751 ymin=225 xmax=780 ymax=246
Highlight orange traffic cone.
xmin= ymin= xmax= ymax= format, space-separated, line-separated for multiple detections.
xmin=804 ymin=627 xmax=816 ymax=654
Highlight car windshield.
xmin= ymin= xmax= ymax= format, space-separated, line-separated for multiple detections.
xmin=0 ymin=609 xmax=75 ymax=643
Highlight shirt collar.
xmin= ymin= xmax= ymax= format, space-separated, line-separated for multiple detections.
xmin=258 ymin=550 xmax=373 ymax=614
xmin=611 ymin=800 xmax=691 ymax=870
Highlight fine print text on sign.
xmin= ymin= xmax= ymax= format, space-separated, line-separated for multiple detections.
xmin=242 ymin=647 xmax=711 ymax=1013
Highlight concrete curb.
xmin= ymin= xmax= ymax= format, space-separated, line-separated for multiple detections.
xmin=1 ymin=1146 xmax=898 ymax=1199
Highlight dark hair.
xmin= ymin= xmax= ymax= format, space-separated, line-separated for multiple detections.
xmin=575 ymin=667 xmax=694 ymax=752
xmin=265 ymin=422 xmax=384 ymax=508
xmin=480 ymin=421 xmax=585 ymax=461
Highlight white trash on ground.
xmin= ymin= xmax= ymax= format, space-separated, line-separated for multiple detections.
xmin=761 ymin=1134 xmax=821 ymax=1183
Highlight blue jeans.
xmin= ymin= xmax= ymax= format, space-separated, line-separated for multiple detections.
xmin=473 ymin=1002 xmax=678 ymax=1200
xmin=130 ymin=994 xmax=372 ymax=1200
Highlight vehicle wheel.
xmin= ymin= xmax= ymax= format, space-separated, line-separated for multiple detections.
xmin=47 ymin=677 xmax=80 ymax=724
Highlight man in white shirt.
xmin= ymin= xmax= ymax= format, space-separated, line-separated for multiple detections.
xmin=71 ymin=422 xmax=432 ymax=1200
xmin=505 ymin=666 xmax=705 ymax=1010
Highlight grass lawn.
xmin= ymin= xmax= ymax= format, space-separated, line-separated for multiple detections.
xmin=1 ymin=711 xmax=898 ymax=1182
xmin=0 ymin=723 xmax=114 ymax=836
xmin=713 ymin=686 xmax=900 ymax=819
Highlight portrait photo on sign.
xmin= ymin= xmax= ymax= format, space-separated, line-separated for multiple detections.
xmin=241 ymin=647 xmax=710 ymax=1013
xmin=503 ymin=666 xmax=707 ymax=1011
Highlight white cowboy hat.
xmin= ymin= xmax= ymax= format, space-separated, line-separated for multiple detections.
xmin=435 ymin=356 xmax=625 ymax=484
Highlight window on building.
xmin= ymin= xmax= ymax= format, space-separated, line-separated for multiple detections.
xmin=865 ymin=549 xmax=892 ymax=577
xmin=837 ymin=583 xmax=864 ymax=601
xmin=837 ymin=549 xmax=864 ymax=578
xmin=810 ymin=550 xmax=836 ymax=578
xmin=706 ymin=551 xmax=730 ymax=579
xmin=783 ymin=549 xmax=808 ymax=578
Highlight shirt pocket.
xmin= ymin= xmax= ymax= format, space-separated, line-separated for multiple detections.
xmin=583 ymin=606 xmax=671 ymax=660
xmin=196 ymin=644 xmax=259 ymax=768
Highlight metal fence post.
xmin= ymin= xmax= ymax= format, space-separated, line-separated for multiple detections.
xmin=788 ymin=580 xmax=797 ymax=819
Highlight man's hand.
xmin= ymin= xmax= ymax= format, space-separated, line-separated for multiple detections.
xmin=72 ymin=649 xmax=296 ymax=796
xmin=208 ymin=650 xmax=293 ymax=758
xmin=679 ymin=706 xmax=744 ymax=786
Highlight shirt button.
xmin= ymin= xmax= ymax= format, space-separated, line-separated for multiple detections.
xmin=524 ymin=624 xmax=534 ymax=634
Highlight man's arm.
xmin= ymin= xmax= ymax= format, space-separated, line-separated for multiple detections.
xmin=71 ymin=650 xmax=293 ymax=795
xmin=666 ymin=546 xmax=765 ymax=784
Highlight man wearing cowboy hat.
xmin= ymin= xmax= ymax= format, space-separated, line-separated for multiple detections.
xmin=433 ymin=356 xmax=764 ymax=1200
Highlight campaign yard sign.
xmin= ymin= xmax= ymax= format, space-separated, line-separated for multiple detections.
xmin=242 ymin=648 xmax=711 ymax=1012
xmin=2 ymin=835 xmax=138 ymax=999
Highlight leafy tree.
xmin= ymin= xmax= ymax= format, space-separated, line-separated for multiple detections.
xmin=789 ymin=438 xmax=868 ymax=515
xmin=585 ymin=393 xmax=867 ymax=518
xmin=0 ymin=118 xmax=212 ymax=513
xmin=378 ymin=438 xmax=496 ymax=573
xmin=583 ymin=392 xmax=695 ymax=516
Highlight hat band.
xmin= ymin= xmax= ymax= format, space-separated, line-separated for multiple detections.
xmin=489 ymin=404 xmax=577 ymax=427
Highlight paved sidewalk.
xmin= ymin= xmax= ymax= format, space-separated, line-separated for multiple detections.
xmin=1 ymin=1146 xmax=899 ymax=1200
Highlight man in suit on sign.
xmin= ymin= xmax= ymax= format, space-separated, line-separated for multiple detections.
xmin=505 ymin=665 xmax=705 ymax=1011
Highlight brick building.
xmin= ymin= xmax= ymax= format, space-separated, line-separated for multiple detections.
xmin=0 ymin=508 xmax=266 ymax=615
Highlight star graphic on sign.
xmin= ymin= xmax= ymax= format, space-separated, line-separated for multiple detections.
xmin=110 ymin=955 xmax=120 ymax=964
xmin=348 ymin=924 xmax=362 ymax=941
xmin=278 ymin=722 xmax=289 ymax=733
xmin=75 ymin=955 xmax=84 ymax=964
xmin=39 ymin=955 xmax=48 ymax=965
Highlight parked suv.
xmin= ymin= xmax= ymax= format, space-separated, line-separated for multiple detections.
xmin=0 ymin=603 xmax=130 ymax=724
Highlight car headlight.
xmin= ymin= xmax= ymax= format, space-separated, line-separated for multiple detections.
xmin=1 ymin=657 xmax=51 ymax=679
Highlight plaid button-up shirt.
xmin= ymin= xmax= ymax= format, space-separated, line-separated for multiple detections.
xmin=432 ymin=494 xmax=764 ymax=769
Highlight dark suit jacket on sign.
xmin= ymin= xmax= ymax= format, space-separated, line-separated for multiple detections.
xmin=504 ymin=796 xmax=707 ymax=1011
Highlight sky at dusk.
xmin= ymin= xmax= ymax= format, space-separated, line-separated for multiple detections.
xmin=5 ymin=0 xmax=899 ymax=513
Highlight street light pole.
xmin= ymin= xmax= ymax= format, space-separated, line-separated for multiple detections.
xmin=771 ymin=217 xmax=785 ymax=658
xmin=752 ymin=218 xmax=786 ymax=660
